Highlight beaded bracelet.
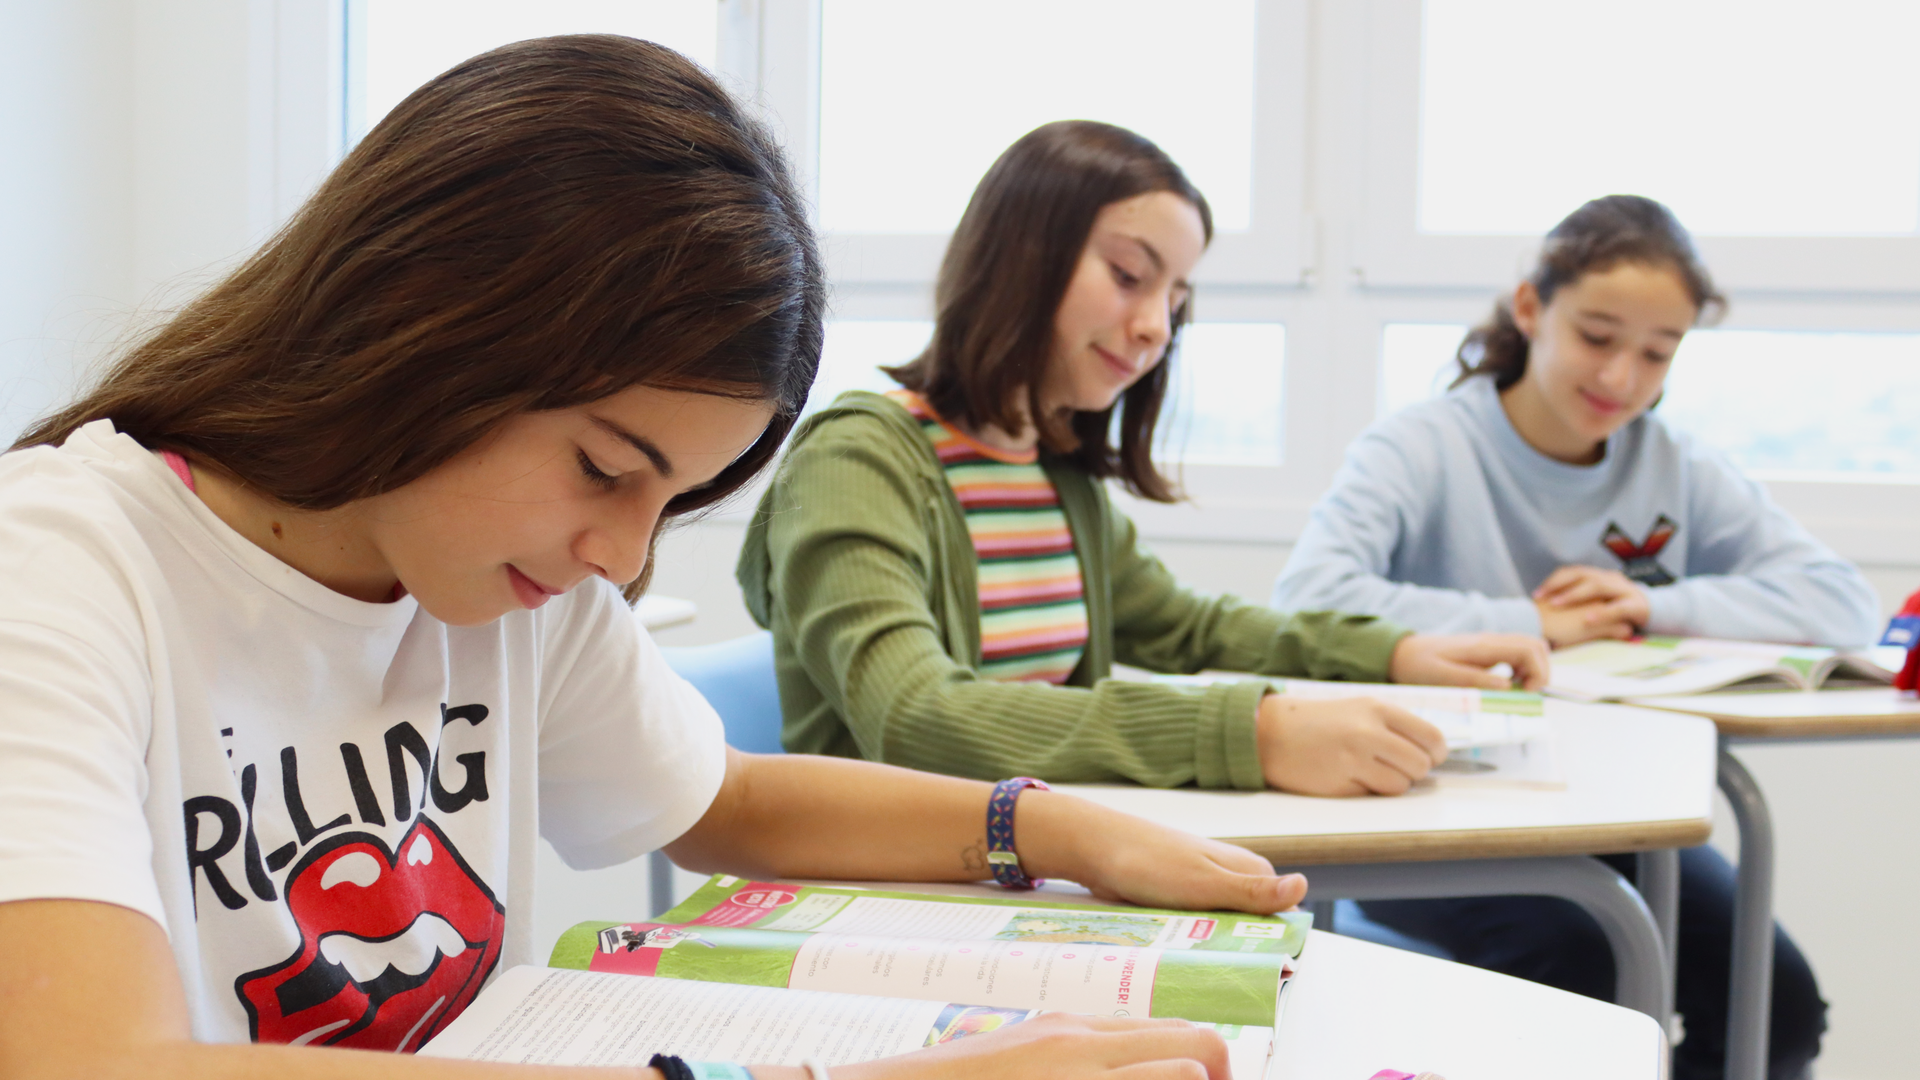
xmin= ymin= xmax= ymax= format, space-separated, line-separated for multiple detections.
xmin=986 ymin=776 xmax=1050 ymax=889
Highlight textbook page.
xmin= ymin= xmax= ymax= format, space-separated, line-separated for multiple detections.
xmin=420 ymin=965 xmax=1276 ymax=1079
xmin=547 ymin=877 xmax=1307 ymax=1028
xmin=1548 ymin=638 xmax=1899 ymax=700
xmin=1151 ymin=674 xmax=1548 ymax=750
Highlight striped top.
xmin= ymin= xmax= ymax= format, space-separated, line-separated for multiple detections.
xmin=890 ymin=390 xmax=1089 ymax=684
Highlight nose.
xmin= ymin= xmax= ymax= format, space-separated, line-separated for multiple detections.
xmin=574 ymin=491 xmax=667 ymax=587
xmin=1595 ymin=347 xmax=1636 ymax=393
xmin=1128 ymin=290 xmax=1174 ymax=354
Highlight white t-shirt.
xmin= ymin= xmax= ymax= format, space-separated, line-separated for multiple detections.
xmin=0 ymin=420 xmax=728 ymax=1049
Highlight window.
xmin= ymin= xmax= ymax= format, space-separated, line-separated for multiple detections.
xmin=346 ymin=0 xmax=718 ymax=144
xmin=1418 ymin=0 xmax=1920 ymax=237
xmin=817 ymin=0 xmax=1257 ymax=235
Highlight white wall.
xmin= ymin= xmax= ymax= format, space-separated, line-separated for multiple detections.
xmin=0 ymin=2 xmax=137 ymax=442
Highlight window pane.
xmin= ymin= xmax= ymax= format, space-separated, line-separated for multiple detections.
xmin=354 ymin=0 xmax=717 ymax=143
xmin=818 ymin=321 xmax=1284 ymax=467
xmin=811 ymin=320 xmax=927 ymax=415
xmin=1160 ymin=323 xmax=1285 ymax=466
xmin=1380 ymin=322 xmax=1920 ymax=478
xmin=1661 ymin=330 xmax=1920 ymax=477
xmin=818 ymin=0 xmax=1256 ymax=234
xmin=1380 ymin=323 xmax=1466 ymax=417
xmin=1419 ymin=0 xmax=1920 ymax=235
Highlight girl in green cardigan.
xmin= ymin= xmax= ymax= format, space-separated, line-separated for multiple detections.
xmin=739 ymin=121 xmax=1548 ymax=796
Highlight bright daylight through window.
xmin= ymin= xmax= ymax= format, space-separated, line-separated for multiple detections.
xmin=1419 ymin=0 xmax=1920 ymax=235
xmin=817 ymin=0 xmax=1257 ymax=234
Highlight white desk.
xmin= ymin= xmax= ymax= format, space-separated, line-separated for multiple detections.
xmin=1629 ymin=686 xmax=1920 ymax=1080
xmin=636 ymin=594 xmax=698 ymax=631
xmin=1056 ymin=699 xmax=1719 ymax=1023
xmin=1278 ymin=930 xmax=1666 ymax=1080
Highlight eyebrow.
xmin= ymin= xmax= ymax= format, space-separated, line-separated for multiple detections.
xmin=589 ymin=416 xmax=674 ymax=478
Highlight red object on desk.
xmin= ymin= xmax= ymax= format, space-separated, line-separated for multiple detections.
xmin=1886 ymin=588 xmax=1920 ymax=691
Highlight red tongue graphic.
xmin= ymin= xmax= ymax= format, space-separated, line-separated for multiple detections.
xmin=236 ymin=817 xmax=505 ymax=1050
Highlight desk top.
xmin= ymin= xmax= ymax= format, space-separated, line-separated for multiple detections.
xmin=1632 ymin=686 xmax=1920 ymax=739
xmin=1055 ymin=700 xmax=1716 ymax=865
xmin=1278 ymin=930 xmax=1665 ymax=1080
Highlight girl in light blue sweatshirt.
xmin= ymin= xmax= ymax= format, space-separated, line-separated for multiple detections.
xmin=1274 ymin=196 xmax=1855 ymax=1080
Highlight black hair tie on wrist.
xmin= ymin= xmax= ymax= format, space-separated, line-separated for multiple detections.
xmin=650 ymin=1054 xmax=697 ymax=1080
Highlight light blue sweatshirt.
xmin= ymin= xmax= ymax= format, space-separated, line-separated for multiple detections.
xmin=1272 ymin=376 xmax=1881 ymax=647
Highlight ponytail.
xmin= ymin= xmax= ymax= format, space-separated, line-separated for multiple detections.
xmin=1453 ymin=194 xmax=1726 ymax=390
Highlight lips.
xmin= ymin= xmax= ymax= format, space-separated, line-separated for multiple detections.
xmin=506 ymin=565 xmax=561 ymax=610
xmin=236 ymin=817 xmax=505 ymax=1051
xmin=1093 ymin=345 xmax=1141 ymax=382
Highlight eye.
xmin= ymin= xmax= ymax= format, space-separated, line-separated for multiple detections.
xmin=1109 ymin=262 xmax=1142 ymax=288
xmin=576 ymin=449 xmax=619 ymax=491
xmin=1578 ymin=330 xmax=1611 ymax=348
xmin=1645 ymin=350 xmax=1674 ymax=365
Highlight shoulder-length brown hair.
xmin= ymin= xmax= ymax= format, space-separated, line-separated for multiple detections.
xmin=17 ymin=35 xmax=823 ymax=595
xmin=1453 ymin=194 xmax=1724 ymax=391
xmin=886 ymin=120 xmax=1211 ymax=502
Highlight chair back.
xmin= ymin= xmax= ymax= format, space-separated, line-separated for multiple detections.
xmin=659 ymin=630 xmax=784 ymax=755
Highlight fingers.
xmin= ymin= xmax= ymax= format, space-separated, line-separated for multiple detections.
xmin=1532 ymin=565 xmax=1596 ymax=604
xmin=1374 ymin=702 xmax=1447 ymax=767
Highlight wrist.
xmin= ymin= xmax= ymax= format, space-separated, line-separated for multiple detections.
xmin=1002 ymin=789 xmax=1102 ymax=888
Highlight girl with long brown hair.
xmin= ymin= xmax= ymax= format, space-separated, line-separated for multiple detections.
xmin=738 ymin=121 xmax=1547 ymax=797
xmin=0 ymin=38 xmax=1319 ymax=1080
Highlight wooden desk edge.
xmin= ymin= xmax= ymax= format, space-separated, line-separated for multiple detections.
xmin=1220 ymin=817 xmax=1711 ymax=865
xmin=1634 ymin=701 xmax=1920 ymax=739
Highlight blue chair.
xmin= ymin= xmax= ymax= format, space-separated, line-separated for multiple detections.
xmin=659 ymin=630 xmax=784 ymax=754
xmin=648 ymin=631 xmax=783 ymax=914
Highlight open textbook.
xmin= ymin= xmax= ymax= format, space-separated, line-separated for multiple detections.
xmin=1547 ymin=638 xmax=1907 ymax=701
xmin=420 ymin=876 xmax=1310 ymax=1076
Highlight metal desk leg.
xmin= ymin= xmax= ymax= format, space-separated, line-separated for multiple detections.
xmin=649 ymin=848 xmax=676 ymax=917
xmin=1719 ymin=742 xmax=1774 ymax=1080
xmin=1291 ymin=856 xmax=1672 ymax=1021
xmin=1637 ymin=847 xmax=1681 ymax=1036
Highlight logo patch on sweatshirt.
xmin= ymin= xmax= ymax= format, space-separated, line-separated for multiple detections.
xmin=1601 ymin=515 xmax=1678 ymax=587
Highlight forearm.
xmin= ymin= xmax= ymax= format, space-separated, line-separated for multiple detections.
xmin=80 ymin=1044 xmax=658 ymax=1080
xmin=1645 ymin=570 xmax=1882 ymax=646
xmin=664 ymin=751 xmax=1115 ymax=887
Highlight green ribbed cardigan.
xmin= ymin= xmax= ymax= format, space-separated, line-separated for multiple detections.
xmin=735 ymin=391 xmax=1412 ymax=790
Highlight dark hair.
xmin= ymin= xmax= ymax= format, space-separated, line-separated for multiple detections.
xmin=15 ymin=35 xmax=823 ymax=598
xmin=1453 ymin=194 xmax=1725 ymax=390
xmin=885 ymin=120 xmax=1211 ymax=502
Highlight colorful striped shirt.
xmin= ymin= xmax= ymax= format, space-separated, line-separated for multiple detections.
xmin=890 ymin=390 xmax=1089 ymax=684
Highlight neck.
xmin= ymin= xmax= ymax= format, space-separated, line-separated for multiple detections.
xmin=190 ymin=464 xmax=402 ymax=603
xmin=1497 ymin=377 xmax=1606 ymax=465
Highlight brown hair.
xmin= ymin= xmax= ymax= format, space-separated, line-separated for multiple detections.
xmin=16 ymin=35 xmax=822 ymax=597
xmin=885 ymin=120 xmax=1211 ymax=502
xmin=1453 ymin=194 xmax=1726 ymax=390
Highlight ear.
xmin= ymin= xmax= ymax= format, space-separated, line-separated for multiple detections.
xmin=1511 ymin=281 xmax=1541 ymax=341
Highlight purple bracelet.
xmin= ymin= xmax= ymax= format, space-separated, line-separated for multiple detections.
xmin=986 ymin=777 xmax=1050 ymax=889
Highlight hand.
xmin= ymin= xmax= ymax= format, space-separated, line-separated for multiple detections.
xmin=1533 ymin=565 xmax=1649 ymax=637
xmin=1533 ymin=597 xmax=1637 ymax=647
xmin=1388 ymin=632 xmax=1551 ymax=690
xmin=1254 ymin=692 xmax=1447 ymax=796
xmin=832 ymin=1013 xmax=1234 ymax=1080
xmin=1019 ymin=791 xmax=1309 ymax=913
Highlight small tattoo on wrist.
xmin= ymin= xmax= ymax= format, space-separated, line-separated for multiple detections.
xmin=960 ymin=839 xmax=988 ymax=873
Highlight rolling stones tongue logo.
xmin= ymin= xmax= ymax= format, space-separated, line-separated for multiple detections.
xmin=235 ymin=817 xmax=504 ymax=1051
